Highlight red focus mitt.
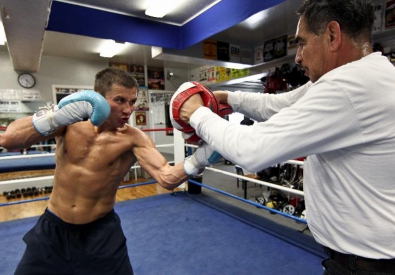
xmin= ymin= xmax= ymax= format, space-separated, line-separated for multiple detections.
xmin=170 ymin=81 xmax=232 ymax=144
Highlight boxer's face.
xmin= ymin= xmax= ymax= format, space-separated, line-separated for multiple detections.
xmin=105 ymin=84 xmax=137 ymax=127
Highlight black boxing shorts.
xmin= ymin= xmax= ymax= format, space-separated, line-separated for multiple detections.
xmin=15 ymin=208 xmax=133 ymax=275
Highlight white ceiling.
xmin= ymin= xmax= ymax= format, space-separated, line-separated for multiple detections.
xmin=57 ymin=0 xmax=222 ymax=26
xmin=0 ymin=0 xmax=288 ymax=93
xmin=0 ymin=0 xmax=301 ymax=77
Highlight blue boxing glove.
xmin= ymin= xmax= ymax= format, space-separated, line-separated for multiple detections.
xmin=32 ymin=90 xmax=110 ymax=136
xmin=183 ymin=143 xmax=222 ymax=176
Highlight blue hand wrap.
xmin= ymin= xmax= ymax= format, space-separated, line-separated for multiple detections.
xmin=208 ymin=151 xmax=222 ymax=164
xmin=183 ymin=143 xmax=222 ymax=176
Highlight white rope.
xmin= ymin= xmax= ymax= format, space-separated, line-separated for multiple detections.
xmin=205 ymin=166 xmax=304 ymax=196
xmin=286 ymin=159 xmax=304 ymax=166
xmin=185 ymin=144 xmax=198 ymax=149
xmin=0 ymin=153 xmax=55 ymax=160
xmin=155 ymin=143 xmax=174 ymax=148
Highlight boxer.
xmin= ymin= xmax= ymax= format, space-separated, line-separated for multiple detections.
xmin=0 ymin=68 xmax=220 ymax=275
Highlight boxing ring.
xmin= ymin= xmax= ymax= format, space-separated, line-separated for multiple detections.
xmin=0 ymin=128 xmax=325 ymax=274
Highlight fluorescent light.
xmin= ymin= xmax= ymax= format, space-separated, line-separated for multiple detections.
xmin=0 ymin=20 xmax=6 ymax=45
xmin=145 ymin=0 xmax=179 ymax=18
xmin=99 ymin=40 xmax=126 ymax=58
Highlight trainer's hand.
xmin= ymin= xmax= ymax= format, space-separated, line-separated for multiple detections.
xmin=180 ymin=94 xmax=204 ymax=125
xmin=183 ymin=143 xmax=222 ymax=176
xmin=213 ymin=91 xmax=229 ymax=105
xmin=170 ymin=82 xmax=233 ymax=144
xmin=32 ymin=90 xmax=110 ymax=136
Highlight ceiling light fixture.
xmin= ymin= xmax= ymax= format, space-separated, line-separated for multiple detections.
xmin=145 ymin=0 xmax=179 ymax=18
xmin=99 ymin=40 xmax=126 ymax=58
xmin=0 ymin=20 xmax=7 ymax=45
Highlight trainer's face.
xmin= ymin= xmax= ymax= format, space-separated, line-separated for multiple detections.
xmin=294 ymin=16 xmax=329 ymax=83
xmin=105 ymin=84 xmax=138 ymax=127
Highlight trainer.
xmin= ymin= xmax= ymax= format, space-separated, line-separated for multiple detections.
xmin=176 ymin=0 xmax=395 ymax=274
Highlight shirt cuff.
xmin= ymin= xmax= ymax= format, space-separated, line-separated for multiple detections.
xmin=227 ymin=91 xmax=242 ymax=111
xmin=190 ymin=107 xmax=213 ymax=129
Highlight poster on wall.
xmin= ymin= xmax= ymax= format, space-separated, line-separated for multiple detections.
xmin=147 ymin=67 xmax=165 ymax=90
xmin=203 ymin=39 xmax=217 ymax=60
xmin=217 ymin=41 xmax=230 ymax=61
xmin=373 ymin=4 xmax=383 ymax=33
xmin=385 ymin=0 xmax=395 ymax=29
xmin=287 ymin=35 xmax=298 ymax=56
xmin=199 ymin=66 xmax=208 ymax=85
xmin=273 ymin=35 xmax=287 ymax=59
xmin=0 ymin=101 xmax=21 ymax=112
xmin=109 ymin=62 xmax=130 ymax=71
xmin=0 ymin=89 xmax=21 ymax=100
xmin=130 ymin=64 xmax=145 ymax=87
xmin=263 ymin=40 xmax=274 ymax=62
xmin=135 ymin=87 xmax=149 ymax=110
xmin=52 ymin=85 xmax=93 ymax=104
xmin=135 ymin=111 xmax=147 ymax=126
xmin=241 ymin=47 xmax=252 ymax=64
xmin=206 ymin=66 xmax=216 ymax=85
xmin=254 ymin=45 xmax=264 ymax=64
xmin=21 ymin=90 xmax=41 ymax=100
xmin=230 ymin=44 xmax=241 ymax=63
xmin=230 ymin=68 xmax=249 ymax=79
xmin=215 ymin=67 xmax=232 ymax=82
xmin=263 ymin=35 xmax=287 ymax=62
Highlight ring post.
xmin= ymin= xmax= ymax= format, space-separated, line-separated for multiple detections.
xmin=188 ymin=175 xmax=202 ymax=194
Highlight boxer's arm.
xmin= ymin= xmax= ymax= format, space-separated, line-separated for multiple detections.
xmin=1 ymin=90 xmax=110 ymax=150
xmin=132 ymin=133 xmax=189 ymax=190
xmin=133 ymin=133 xmax=220 ymax=190
xmin=0 ymin=116 xmax=61 ymax=151
xmin=33 ymin=90 xmax=110 ymax=136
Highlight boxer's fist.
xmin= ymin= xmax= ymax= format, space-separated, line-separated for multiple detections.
xmin=183 ymin=143 xmax=222 ymax=176
xmin=170 ymin=82 xmax=232 ymax=144
xmin=32 ymin=90 xmax=110 ymax=136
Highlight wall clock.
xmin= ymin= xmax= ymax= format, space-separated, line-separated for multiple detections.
xmin=18 ymin=73 xmax=36 ymax=89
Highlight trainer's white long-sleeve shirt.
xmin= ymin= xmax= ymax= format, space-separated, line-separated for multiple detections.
xmin=190 ymin=52 xmax=395 ymax=259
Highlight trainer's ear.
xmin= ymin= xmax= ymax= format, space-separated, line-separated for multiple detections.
xmin=326 ymin=21 xmax=341 ymax=52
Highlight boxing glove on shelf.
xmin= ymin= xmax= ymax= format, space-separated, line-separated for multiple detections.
xmin=32 ymin=90 xmax=110 ymax=136
xmin=183 ymin=143 xmax=222 ymax=176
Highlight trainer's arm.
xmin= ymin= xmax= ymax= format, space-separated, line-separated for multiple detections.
xmin=213 ymin=82 xmax=312 ymax=122
xmin=187 ymin=81 xmax=361 ymax=172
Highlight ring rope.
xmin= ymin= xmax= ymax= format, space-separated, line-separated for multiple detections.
xmin=188 ymin=179 xmax=307 ymax=224
xmin=0 ymin=173 xmax=306 ymax=225
xmin=0 ymin=179 xmax=159 ymax=207
xmin=155 ymin=144 xmax=174 ymax=148
xmin=205 ymin=166 xmax=304 ymax=196
xmin=0 ymin=153 xmax=55 ymax=160
xmin=141 ymin=128 xmax=173 ymax=132
xmin=0 ymin=144 xmax=56 ymax=150
xmin=183 ymin=144 xmax=304 ymax=167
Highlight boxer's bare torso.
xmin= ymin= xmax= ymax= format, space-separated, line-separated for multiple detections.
xmin=48 ymin=121 xmax=138 ymax=224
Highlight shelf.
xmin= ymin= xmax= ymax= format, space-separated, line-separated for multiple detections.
xmin=208 ymin=54 xmax=295 ymax=89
